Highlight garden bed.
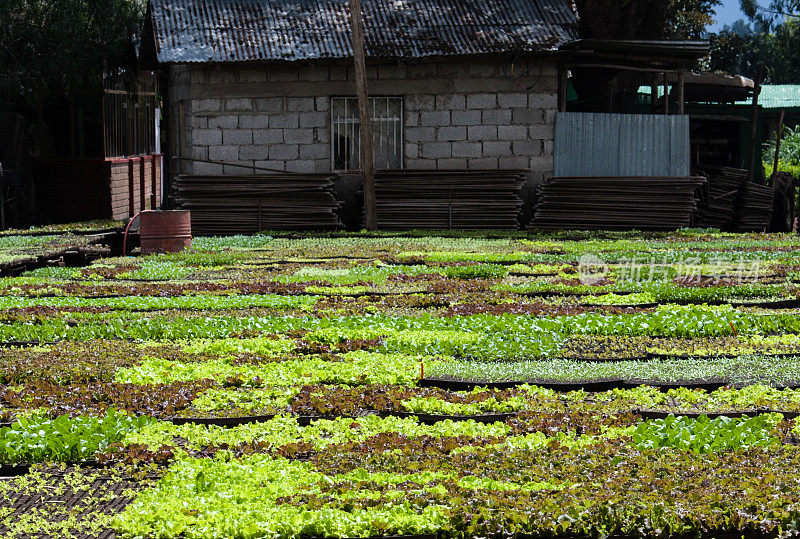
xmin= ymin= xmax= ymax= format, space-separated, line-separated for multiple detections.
xmin=3 ymin=230 xmax=800 ymax=537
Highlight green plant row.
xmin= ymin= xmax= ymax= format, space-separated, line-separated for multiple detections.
xmin=116 ymin=351 xmax=427 ymax=387
xmin=0 ymin=409 xmax=153 ymax=464
xmin=0 ymin=293 xmax=317 ymax=312
xmin=631 ymin=413 xmax=783 ymax=453
xmin=0 ymin=306 xmax=796 ymax=357
xmin=115 ymin=413 xmax=794 ymax=538
xmin=122 ymin=414 xmax=514 ymax=453
xmin=427 ymin=354 xmax=800 ymax=386
xmin=501 ymin=280 xmax=789 ymax=302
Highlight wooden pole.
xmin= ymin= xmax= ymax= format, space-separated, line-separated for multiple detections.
xmin=650 ymin=75 xmax=657 ymax=114
xmin=557 ymin=64 xmax=567 ymax=113
xmin=139 ymin=156 xmax=146 ymax=211
xmin=128 ymin=158 xmax=135 ymax=217
xmin=69 ymin=95 xmax=76 ymax=158
xmin=772 ymin=109 xmax=786 ymax=179
xmin=662 ymin=72 xmax=669 ymax=115
xmin=677 ymin=72 xmax=685 ymax=115
xmin=746 ymin=65 xmax=764 ymax=183
xmin=348 ymin=0 xmax=377 ymax=230
xmin=151 ymin=154 xmax=158 ymax=209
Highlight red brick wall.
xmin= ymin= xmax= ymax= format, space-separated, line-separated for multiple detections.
xmin=109 ymin=154 xmax=163 ymax=220
xmin=32 ymin=154 xmax=163 ymax=224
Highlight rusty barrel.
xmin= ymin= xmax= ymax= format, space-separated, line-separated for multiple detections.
xmin=139 ymin=210 xmax=192 ymax=255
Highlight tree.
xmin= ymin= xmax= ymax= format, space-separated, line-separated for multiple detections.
xmin=740 ymin=0 xmax=799 ymax=29
xmin=709 ymin=4 xmax=800 ymax=83
xmin=722 ymin=18 xmax=756 ymax=37
xmin=0 ymin=0 xmax=144 ymax=109
xmin=666 ymin=0 xmax=724 ymax=38
xmin=574 ymin=0 xmax=721 ymax=40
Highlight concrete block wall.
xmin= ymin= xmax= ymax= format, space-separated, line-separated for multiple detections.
xmin=169 ymin=57 xmax=557 ymax=180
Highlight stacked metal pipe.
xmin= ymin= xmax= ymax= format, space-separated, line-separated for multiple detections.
xmin=733 ymin=181 xmax=774 ymax=232
xmin=173 ymin=174 xmax=341 ymax=234
xmin=372 ymin=170 xmax=525 ymax=230
xmin=693 ymin=166 xmax=748 ymax=230
xmin=529 ymin=176 xmax=708 ymax=230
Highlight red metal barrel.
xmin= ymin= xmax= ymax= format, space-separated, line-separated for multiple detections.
xmin=139 ymin=210 xmax=192 ymax=255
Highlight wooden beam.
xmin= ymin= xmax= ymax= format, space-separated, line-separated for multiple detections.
xmin=772 ymin=109 xmax=786 ymax=180
xmin=69 ymin=95 xmax=76 ymax=158
xmin=569 ymin=63 xmax=687 ymax=74
xmin=139 ymin=156 xmax=146 ymax=212
xmin=151 ymin=154 xmax=158 ymax=209
xmin=650 ymin=75 xmax=657 ymax=114
xmin=677 ymin=72 xmax=685 ymax=115
xmin=348 ymin=0 xmax=377 ymax=230
xmin=128 ymin=158 xmax=135 ymax=217
xmin=557 ymin=64 xmax=567 ymax=113
xmin=663 ymin=72 xmax=669 ymax=115
xmin=746 ymin=65 xmax=764 ymax=183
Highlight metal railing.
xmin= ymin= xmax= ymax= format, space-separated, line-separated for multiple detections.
xmin=331 ymin=96 xmax=403 ymax=171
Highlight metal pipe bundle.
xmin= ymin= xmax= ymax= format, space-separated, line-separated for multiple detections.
xmin=529 ymin=176 xmax=708 ymax=230
xmin=173 ymin=174 xmax=341 ymax=234
xmin=373 ymin=170 xmax=525 ymax=230
xmin=733 ymin=181 xmax=774 ymax=232
xmin=692 ymin=166 xmax=774 ymax=232
xmin=693 ymin=166 xmax=748 ymax=230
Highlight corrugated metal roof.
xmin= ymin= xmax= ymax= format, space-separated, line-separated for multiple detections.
xmin=149 ymin=0 xmax=578 ymax=63
xmin=638 ymin=84 xmax=800 ymax=110
xmin=738 ymin=85 xmax=800 ymax=110
xmin=554 ymin=112 xmax=690 ymax=177
xmin=561 ymin=39 xmax=709 ymax=59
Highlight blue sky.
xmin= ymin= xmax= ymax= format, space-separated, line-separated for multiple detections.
xmin=709 ymin=0 xmax=748 ymax=31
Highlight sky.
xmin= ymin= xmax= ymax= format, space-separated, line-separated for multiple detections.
xmin=708 ymin=0 xmax=748 ymax=32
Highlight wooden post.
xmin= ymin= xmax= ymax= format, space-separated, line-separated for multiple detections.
xmin=139 ymin=156 xmax=146 ymax=211
xmin=151 ymin=154 xmax=158 ymax=209
xmin=650 ymin=75 xmax=658 ymax=114
xmin=677 ymin=72 xmax=685 ymax=115
xmin=127 ymin=158 xmax=135 ymax=217
xmin=747 ymin=65 xmax=764 ymax=183
xmin=69 ymin=95 xmax=76 ymax=158
xmin=772 ymin=109 xmax=786 ymax=179
xmin=662 ymin=72 xmax=669 ymax=115
xmin=348 ymin=0 xmax=377 ymax=230
xmin=557 ymin=64 xmax=567 ymax=113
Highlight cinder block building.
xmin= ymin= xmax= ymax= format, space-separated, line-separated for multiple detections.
xmin=140 ymin=0 xmax=578 ymax=185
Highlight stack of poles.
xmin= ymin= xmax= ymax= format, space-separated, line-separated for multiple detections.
xmin=173 ymin=174 xmax=341 ymax=235
xmin=529 ymin=176 xmax=708 ymax=230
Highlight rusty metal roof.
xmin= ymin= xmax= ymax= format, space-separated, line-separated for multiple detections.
xmin=148 ymin=0 xmax=578 ymax=63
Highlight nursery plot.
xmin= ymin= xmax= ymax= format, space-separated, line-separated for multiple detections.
xmin=4 ymin=228 xmax=800 ymax=537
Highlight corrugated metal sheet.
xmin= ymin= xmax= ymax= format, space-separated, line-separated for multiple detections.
xmin=150 ymin=0 xmax=578 ymax=63
xmin=738 ymin=85 xmax=800 ymax=110
xmin=638 ymin=84 xmax=800 ymax=110
xmin=554 ymin=112 xmax=690 ymax=177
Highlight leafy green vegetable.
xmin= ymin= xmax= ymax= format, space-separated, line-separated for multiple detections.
xmin=631 ymin=413 xmax=783 ymax=453
xmin=0 ymin=409 xmax=153 ymax=464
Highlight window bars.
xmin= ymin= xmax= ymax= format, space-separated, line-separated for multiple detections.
xmin=331 ymin=96 xmax=403 ymax=171
xmin=102 ymin=72 xmax=159 ymax=158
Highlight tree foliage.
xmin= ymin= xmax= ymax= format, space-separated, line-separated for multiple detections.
xmin=740 ymin=0 xmax=799 ymax=29
xmin=666 ymin=0 xmax=724 ymax=38
xmin=574 ymin=0 xmax=721 ymax=40
xmin=710 ymin=6 xmax=800 ymax=83
xmin=0 ymin=0 xmax=145 ymax=108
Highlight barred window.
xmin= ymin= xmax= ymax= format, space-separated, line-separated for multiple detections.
xmin=331 ymin=97 xmax=403 ymax=171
